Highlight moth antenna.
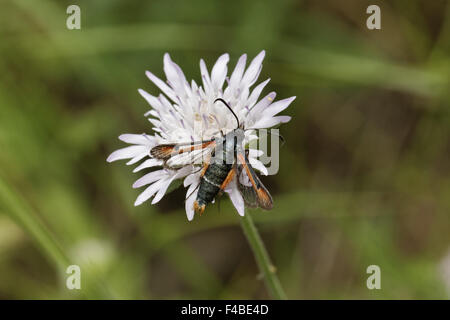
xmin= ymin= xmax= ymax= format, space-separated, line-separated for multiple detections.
xmin=214 ymin=98 xmax=240 ymax=129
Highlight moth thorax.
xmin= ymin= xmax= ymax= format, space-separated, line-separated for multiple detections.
xmin=215 ymin=129 xmax=244 ymax=164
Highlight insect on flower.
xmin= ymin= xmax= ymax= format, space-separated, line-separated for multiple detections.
xmin=151 ymin=98 xmax=274 ymax=216
xmin=107 ymin=51 xmax=296 ymax=220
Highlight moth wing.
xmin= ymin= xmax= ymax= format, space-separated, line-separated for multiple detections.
xmin=150 ymin=139 xmax=216 ymax=168
xmin=237 ymin=152 xmax=273 ymax=210
xmin=166 ymin=146 xmax=214 ymax=168
xmin=237 ymin=167 xmax=259 ymax=208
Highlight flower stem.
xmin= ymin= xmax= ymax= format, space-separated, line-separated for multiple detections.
xmin=240 ymin=212 xmax=287 ymax=300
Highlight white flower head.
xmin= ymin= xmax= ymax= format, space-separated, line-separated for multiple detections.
xmin=107 ymin=51 xmax=295 ymax=221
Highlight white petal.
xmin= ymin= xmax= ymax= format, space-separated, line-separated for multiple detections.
xmin=138 ymin=89 xmax=163 ymax=112
xmin=175 ymin=165 xmax=196 ymax=179
xmin=275 ymin=115 xmax=291 ymax=123
xmin=148 ymin=118 xmax=162 ymax=128
xmin=191 ymin=79 xmax=198 ymax=91
xmin=211 ymin=53 xmax=229 ymax=90
xmin=249 ymin=92 xmax=276 ymax=119
xmin=247 ymin=79 xmax=270 ymax=108
xmin=163 ymin=53 xmax=190 ymax=96
xmin=248 ymin=157 xmax=268 ymax=176
xmin=229 ymin=54 xmax=247 ymax=88
xmin=252 ymin=115 xmax=291 ymax=129
xmin=126 ymin=152 xmax=148 ymax=165
xmin=107 ymin=145 xmax=148 ymax=163
xmin=163 ymin=54 xmax=182 ymax=85
xmin=145 ymin=110 xmax=159 ymax=118
xmin=199 ymin=59 xmax=211 ymax=93
xmin=262 ymin=96 xmax=296 ymax=118
xmin=241 ymin=50 xmax=265 ymax=87
xmin=145 ymin=70 xmax=178 ymax=102
xmin=119 ymin=133 xmax=154 ymax=145
xmin=245 ymin=131 xmax=258 ymax=142
xmin=185 ymin=184 xmax=199 ymax=221
xmin=184 ymin=172 xmax=200 ymax=187
xmin=226 ymin=182 xmax=245 ymax=216
xmin=133 ymin=170 xmax=168 ymax=188
xmin=248 ymin=149 xmax=264 ymax=157
xmin=151 ymin=166 xmax=194 ymax=204
xmin=133 ymin=158 xmax=163 ymax=172
xmin=134 ymin=179 xmax=164 ymax=206
xmin=151 ymin=177 xmax=174 ymax=204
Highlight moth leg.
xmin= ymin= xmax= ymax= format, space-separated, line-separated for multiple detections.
xmin=200 ymin=152 xmax=212 ymax=178
xmin=220 ymin=167 xmax=236 ymax=190
xmin=193 ymin=201 xmax=206 ymax=215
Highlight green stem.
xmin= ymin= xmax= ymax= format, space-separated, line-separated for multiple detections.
xmin=240 ymin=212 xmax=287 ymax=300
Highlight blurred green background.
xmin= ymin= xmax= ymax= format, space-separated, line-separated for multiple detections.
xmin=0 ymin=0 xmax=449 ymax=299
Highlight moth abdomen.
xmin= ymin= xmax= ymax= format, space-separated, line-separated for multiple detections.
xmin=195 ymin=162 xmax=233 ymax=214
